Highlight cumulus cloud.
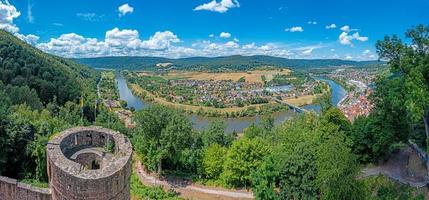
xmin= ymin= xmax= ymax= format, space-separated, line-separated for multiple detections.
xmin=118 ymin=3 xmax=134 ymax=17
xmin=307 ymin=21 xmax=317 ymax=25
xmin=0 ymin=0 xmax=21 ymax=33
xmin=325 ymin=24 xmax=336 ymax=29
xmin=285 ymin=26 xmax=303 ymax=32
xmin=37 ymin=28 xmax=180 ymax=57
xmin=338 ymin=25 xmax=368 ymax=46
xmin=141 ymin=31 xmax=180 ymax=50
xmin=0 ymin=0 xmax=40 ymax=45
xmin=219 ymin=32 xmax=231 ymax=38
xmin=16 ymin=33 xmax=39 ymax=45
xmin=194 ymin=0 xmax=240 ymax=13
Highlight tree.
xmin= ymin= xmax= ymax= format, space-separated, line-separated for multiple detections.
xmin=0 ymin=89 xmax=11 ymax=174
xmin=251 ymin=151 xmax=284 ymax=200
xmin=316 ymin=132 xmax=363 ymax=200
xmin=202 ymin=144 xmax=227 ymax=180
xmin=133 ymin=105 xmax=192 ymax=174
xmin=320 ymin=108 xmax=351 ymax=133
xmin=201 ymin=120 xmax=232 ymax=147
xmin=375 ymin=25 xmax=429 ymax=167
xmin=221 ymin=137 xmax=271 ymax=188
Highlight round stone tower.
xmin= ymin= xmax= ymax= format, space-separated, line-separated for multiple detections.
xmin=46 ymin=126 xmax=132 ymax=200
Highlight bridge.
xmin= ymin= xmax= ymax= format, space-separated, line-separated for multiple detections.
xmin=271 ymin=97 xmax=307 ymax=113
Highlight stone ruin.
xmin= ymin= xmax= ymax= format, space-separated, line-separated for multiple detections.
xmin=0 ymin=126 xmax=133 ymax=200
xmin=46 ymin=126 xmax=133 ymax=200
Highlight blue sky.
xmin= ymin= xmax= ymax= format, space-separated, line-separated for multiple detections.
xmin=2 ymin=0 xmax=429 ymax=60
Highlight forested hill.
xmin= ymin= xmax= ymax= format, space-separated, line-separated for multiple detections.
xmin=0 ymin=30 xmax=98 ymax=106
xmin=76 ymin=55 xmax=383 ymax=71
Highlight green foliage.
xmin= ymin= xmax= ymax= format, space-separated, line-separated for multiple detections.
xmin=316 ymin=133 xmax=363 ymax=200
xmin=202 ymin=144 xmax=227 ymax=180
xmin=250 ymin=113 xmax=363 ymax=200
xmin=238 ymin=76 xmax=246 ymax=82
xmin=221 ymin=137 xmax=271 ymax=188
xmin=0 ymin=30 xmax=99 ymax=181
xmin=133 ymin=105 xmax=193 ymax=174
xmin=251 ymin=152 xmax=283 ymax=200
xmin=0 ymin=30 xmax=98 ymax=105
xmin=375 ymin=24 xmax=429 ymax=149
xmin=130 ymin=172 xmax=182 ymax=200
xmin=20 ymin=179 xmax=49 ymax=188
xmin=361 ymin=176 xmax=426 ymax=200
xmin=201 ymin=120 xmax=233 ymax=147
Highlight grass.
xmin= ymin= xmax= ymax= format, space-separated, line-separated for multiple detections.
xmin=20 ymin=179 xmax=49 ymax=188
xmin=283 ymin=94 xmax=319 ymax=106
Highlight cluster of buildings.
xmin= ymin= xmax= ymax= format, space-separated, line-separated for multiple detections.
xmin=328 ymin=68 xmax=378 ymax=121
xmin=339 ymin=90 xmax=374 ymax=121
xmin=169 ymin=79 xmax=266 ymax=107
xmin=326 ymin=68 xmax=377 ymax=87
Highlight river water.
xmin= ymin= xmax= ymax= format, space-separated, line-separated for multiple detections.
xmin=116 ymin=73 xmax=347 ymax=133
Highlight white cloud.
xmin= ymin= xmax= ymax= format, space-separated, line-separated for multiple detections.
xmin=307 ymin=21 xmax=317 ymax=25
xmin=285 ymin=26 xmax=303 ymax=32
xmin=0 ymin=0 xmax=40 ymax=45
xmin=209 ymin=34 xmax=214 ymax=37
xmin=37 ymin=28 xmax=180 ymax=57
xmin=325 ymin=24 xmax=336 ymax=29
xmin=77 ymin=13 xmax=104 ymax=21
xmin=16 ymin=33 xmax=39 ymax=45
xmin=219 ymin=32 xmax=231 ymax=38
xmin=340 ymin=25 xmax=350 ymax=32
xmin=0 ymin=0 xmax=21 ymax=33
xmin=352 ymin=32 xmax=368 ymax=42
xmin=194 ymin=0 xmax=240 ymax=13
xmin=338 ymin=26 xmax=368 ymax=46
xmin=141 ymin=31 xmax=180 ymax=50
xmin=118 ymin=3 xmax=134 ymax=17
xmin=294 ymin=45 xmax=324 ymax=56
xmin=224 ymin=41 xmax=239 ymax=48
xmin=363 ymin=49 xmax=371 ymax=55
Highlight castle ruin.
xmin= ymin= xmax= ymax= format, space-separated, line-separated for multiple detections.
xmin=0 ymin=126 xmax=133 ymax=200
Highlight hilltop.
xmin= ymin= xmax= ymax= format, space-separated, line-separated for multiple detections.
xmin=76 ymin=55 xmax=383 ymax=71
xmin=0 ymin=30 xmax=98 ymax=105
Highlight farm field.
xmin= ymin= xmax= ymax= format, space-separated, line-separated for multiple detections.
xmin=138 ymin=69 xmax=292 ymax=83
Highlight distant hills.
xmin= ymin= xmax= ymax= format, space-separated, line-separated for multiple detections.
xmin=76 ymin=55 xmax=383 ymax=71
xmin=0 ymin=30 xmax=98 ymax=105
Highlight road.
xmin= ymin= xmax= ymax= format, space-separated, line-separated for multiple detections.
xmin=135 ymin=160 xmax=254 ymax=200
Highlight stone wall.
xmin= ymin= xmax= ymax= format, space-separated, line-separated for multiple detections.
xmin=0 ymin=176 xmax=51 ymax=200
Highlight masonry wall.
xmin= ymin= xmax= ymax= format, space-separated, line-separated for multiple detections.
xmin=0 ymin=176 xmax=51 ymax=200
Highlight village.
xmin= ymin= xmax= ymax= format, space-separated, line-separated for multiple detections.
xmin=125 ymin=70 xmax=326 ymax=109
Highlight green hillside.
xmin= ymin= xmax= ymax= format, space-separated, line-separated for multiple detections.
xmin=77 ymin=55 xmax=383 ymax=71
xmin=0 ymin=30 xmax=98 ymax=105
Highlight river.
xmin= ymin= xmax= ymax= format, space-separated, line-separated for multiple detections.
xmin=116 ymin=73 xmax=347 ymax=133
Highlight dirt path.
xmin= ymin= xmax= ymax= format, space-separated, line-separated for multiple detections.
xmin=359 ymin=147 xmax=427 ymax=188
xmin=135 ymin=160 xmax=254 ymax=200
